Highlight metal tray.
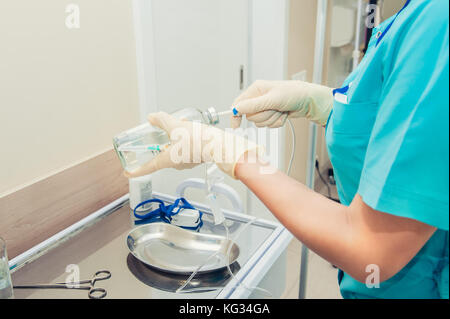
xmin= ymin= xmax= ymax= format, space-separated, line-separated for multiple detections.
xmin=126 ymin=223 xmax=240 ymax=274
xmin=126 ymin=254 xmax=241 ymax=293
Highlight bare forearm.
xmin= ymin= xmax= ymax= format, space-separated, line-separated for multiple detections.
xmin=235 ymin=156 xmax=358 ymax=275
xmin=234 ymin=153 xmax=436 ymax=283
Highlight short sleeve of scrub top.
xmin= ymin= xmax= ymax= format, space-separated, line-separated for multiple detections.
xmin=358 ymin=2 xmax=449 ymax=230
xmin=326 ymin=0 xmax=449 ymax=299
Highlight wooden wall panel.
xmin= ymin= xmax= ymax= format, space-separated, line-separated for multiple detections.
xmin=0 ymin=150 xmax=128 ymax=258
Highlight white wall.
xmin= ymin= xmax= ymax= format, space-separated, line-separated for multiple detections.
xmin=286 ymin=0 xmax=319 ymax=184
xmin=250 ymin=0 xmax=290 ymax=173
xmin=0 ymin=0 xmax=140 ymax=195
xmin=247 ymin=0 xmax=290 ymax=220
xmin=132 ymin=0 xmax=291 ymax=221
xmin=250 ymin=0 xmax=290 ymax=82
xmin=132 ymin=0 xmax=251 ymax=214
xmin=381 ymin=0 xmax=406 ymax=20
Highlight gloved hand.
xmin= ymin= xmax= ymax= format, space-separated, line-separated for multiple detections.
xmin=124 ymin=112 xmax=263 ymax=179
xmin=231 ymin=80 xmax=334 ymax=128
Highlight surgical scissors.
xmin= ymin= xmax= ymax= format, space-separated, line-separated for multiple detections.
xmin=14 ymin=270 xmax=111 ymax=299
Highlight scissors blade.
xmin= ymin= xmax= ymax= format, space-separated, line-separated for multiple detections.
xmin=56 ymin=270 xmax=111 ymax=286
xmin=14 ymin=284 xmax=89 ymax=290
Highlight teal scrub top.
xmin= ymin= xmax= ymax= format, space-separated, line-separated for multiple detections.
xmin=326 ymin=0 xmax=449 ymax=299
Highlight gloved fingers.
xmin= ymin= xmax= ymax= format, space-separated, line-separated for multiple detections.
xmin=230 ymin=114 xmax=243 ymax=129
xmin=287 ymin=111 xmax=302 ymax=118
xmin=234 ymin=94 xmax=275 ymax=117
xmin=247 ymin=110 xmax=281 ymax=127
xmin=124 ymin=146 xmax=175 ymax=178
xmin=147 ymin=112 xmax=180 ymax=134
xmin=268 ymin=113 xmax=288 ymax=128
xmin=231 ymin=105 xmax=282 ymax=129
xmin=247 ymin=111 xmax=288 ymax=128
xmin=231 ymin=80 xmax=274 ymax=129
xmin=256 ymin=111 xmax=288 ymax=128
xmin=231 ymin=109 xmax=276 ymax=129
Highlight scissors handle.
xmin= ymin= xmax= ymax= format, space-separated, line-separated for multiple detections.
xmin=15 ymin=270 xmax=111 ymax=299
xmin=93 ymin=270 xmax=112 ymax=281
xmin=65 ymin=270 xmax=111 ymax=285
xmin=88 ymin=287 xmax=107 ymax=299
xmin=90 ymin=270 xmax=111 ymax=286
xmin=88 ymin=270 xmax=110 ymax=299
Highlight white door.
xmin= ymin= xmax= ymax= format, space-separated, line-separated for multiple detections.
xmin=133 ymin=0 xmax=250 ymax=211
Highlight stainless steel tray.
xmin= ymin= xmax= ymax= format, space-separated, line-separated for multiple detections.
xmin=126 ymin=223 xmax=240 ymax=274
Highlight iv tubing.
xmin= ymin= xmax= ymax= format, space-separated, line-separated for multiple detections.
xmin=176 ymin=118 xmax=296 ymax=296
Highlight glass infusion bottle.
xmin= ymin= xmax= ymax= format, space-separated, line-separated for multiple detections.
xmin=113 ymin=107 xmax=221 ymax=172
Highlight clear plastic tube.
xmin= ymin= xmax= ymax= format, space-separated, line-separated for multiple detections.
xmin=176 ymin=121 xmax=295 ymax=296
xmin=175 ymin=249 xmax=222 ymax=293
xmin=175 ymin=218 xmax=272 ymax=297
xmin=223 ymin=221 xmax=273 ymax=298
xmin=175 ymin=164 xmax=273 ymax=297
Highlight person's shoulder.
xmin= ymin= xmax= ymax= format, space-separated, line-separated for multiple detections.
xmin=401 ymin=0 xmax=449 ymax=27
xmin=422 ymin=0 xmax=449 ymax=13
xmin=387 ymin=0 xmax=449 ymax=45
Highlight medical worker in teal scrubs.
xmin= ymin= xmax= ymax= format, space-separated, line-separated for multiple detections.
xmin=127 ymin=0 xmax=449 ymax=298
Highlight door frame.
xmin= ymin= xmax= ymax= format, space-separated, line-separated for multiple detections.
xmin=132 ymin=0 xmax=159 ymax=123
xmin=131 ymin=0 xmax=290 ymax=216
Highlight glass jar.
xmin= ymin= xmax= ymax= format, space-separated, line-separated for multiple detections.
xmin=0 ymin=237 xmax=13 ymax=299
xmin=113 ymin=107 xmax=220 ymax=172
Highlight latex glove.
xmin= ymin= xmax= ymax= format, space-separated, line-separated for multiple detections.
xmin=231 ymin=80 xmax=334 ymax=128
xmin=124 ymin=112 xmax=263 ymax=179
